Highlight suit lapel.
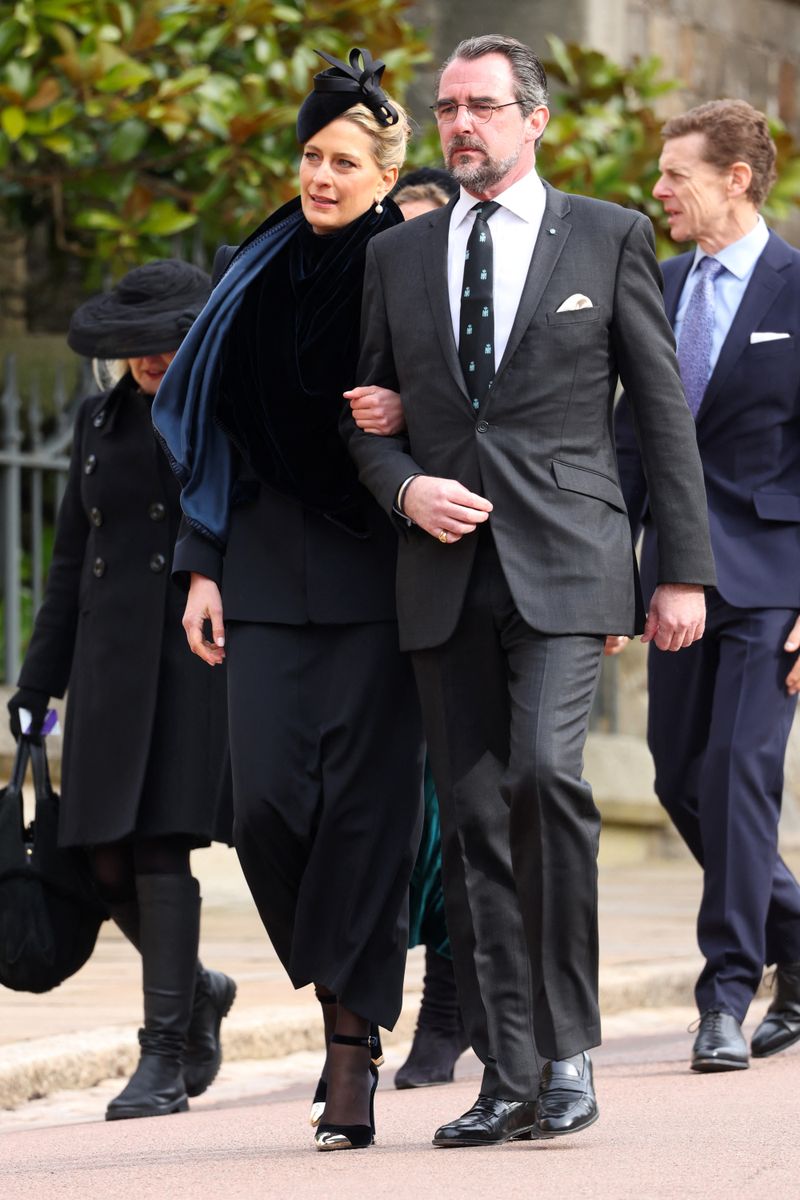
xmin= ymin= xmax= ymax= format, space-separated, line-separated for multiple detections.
xmin=663 ymin=254 xmax=693 ymax=325
xmin=697 ymin=231 xmax=790 ymax=421
xmin=420 ymin=198 xmax=471 ymax=402
xmin=488 ymin=185 xmax=571 ymax=407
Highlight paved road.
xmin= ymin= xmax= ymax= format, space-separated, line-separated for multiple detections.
xmin=2 ymin=1002 xmax=798 ymax=1200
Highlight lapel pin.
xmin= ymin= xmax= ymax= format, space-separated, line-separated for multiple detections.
xmin=548 ymin=227 xmax=556 ymax=235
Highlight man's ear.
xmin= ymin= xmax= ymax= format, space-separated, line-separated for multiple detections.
xmin=728 ymin=160 xmax=753 ymax=199
xmin=524 ymin=105 xmax=550 ymax=145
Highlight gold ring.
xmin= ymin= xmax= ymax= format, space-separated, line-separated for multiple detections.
xmin=438 ymin=530 xmax=448 ymax=544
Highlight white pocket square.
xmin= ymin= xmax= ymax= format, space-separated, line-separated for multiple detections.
xmin=750 ymin=331 xmax=791 ymax=342
xmin=557 ymin=293 xmax=593 ymax=312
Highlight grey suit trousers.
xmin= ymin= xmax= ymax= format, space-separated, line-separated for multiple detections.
xmin=412 ymin=531 xmax=604 ymax=1099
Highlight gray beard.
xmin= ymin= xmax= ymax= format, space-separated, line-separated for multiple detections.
xmin=448 ymin=146 xmax=521 ymax=193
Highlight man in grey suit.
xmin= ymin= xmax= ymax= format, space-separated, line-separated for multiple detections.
xmin=343 ymin=34 xmax=716 ymax=1146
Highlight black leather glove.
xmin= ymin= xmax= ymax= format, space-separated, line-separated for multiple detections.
xmin=7 ymin=687 xmax=50 ymax=741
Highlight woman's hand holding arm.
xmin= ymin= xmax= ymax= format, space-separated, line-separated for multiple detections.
xmin=183 ymin=573 xmax=226 ymax=666
xmin=343 ymin=386 xmax=406 ymax=436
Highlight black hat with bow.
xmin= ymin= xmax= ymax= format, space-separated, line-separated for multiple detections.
xmin=296 ymin=47 xmax=399 ymax=143
xmin=67 ymin=259 xmax=211 ymax=360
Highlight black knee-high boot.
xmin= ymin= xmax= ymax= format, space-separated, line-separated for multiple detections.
xmin=106 ymin=874 xmax=199 ymax=1120
xmin=394 ymin=947 xmax=470 ymax=1089
xmin=108 ymin=892 xmax=236 ymax=1098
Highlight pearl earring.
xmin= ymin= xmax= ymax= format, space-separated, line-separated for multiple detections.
xmin=375 ymin=198 xmax=384 ymax=214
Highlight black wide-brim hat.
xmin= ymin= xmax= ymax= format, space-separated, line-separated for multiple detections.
xmin=296 ymin=47 xmax=399 ymax=143
xmin=67 ymin=259 xmax=211 ymax=360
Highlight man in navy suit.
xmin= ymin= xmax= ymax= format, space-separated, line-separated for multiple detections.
xmin=615 ymin=99 xmax=800 ymax=1072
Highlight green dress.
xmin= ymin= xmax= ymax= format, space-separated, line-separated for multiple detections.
xmin=408 ymin=761 xmax=451 ymax=958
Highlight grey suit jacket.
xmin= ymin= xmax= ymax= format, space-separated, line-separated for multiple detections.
xmin=342 ymin=183 xmax=716 ymax=652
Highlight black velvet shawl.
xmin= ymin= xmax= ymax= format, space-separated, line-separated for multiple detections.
xmin=216 ymin=200 xmax=402 ymax=534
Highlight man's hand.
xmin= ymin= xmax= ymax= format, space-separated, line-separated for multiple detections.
xmin=344 ymin=386 xmax=406 ymax=436
xmin=403 ymin=476 xmax=492 ymax=543
xmin=604 ymin=636 xmax=630 ymax=656
xmin=183 ymin=573 xmax=226 ymax=666
xmin=642 ymin=583 xmax=705 ymax=652
xmin=784 ymin=614 xmax=800 ymax=694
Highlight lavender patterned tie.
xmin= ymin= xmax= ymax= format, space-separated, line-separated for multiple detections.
xmin=677 ymin=256 xmax=726 ymax=417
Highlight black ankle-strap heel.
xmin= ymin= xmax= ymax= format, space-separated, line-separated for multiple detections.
xmin=310 ymin=991 xmax=338 ymax=1127
xmin=314 ymin=1032 xmax=380 ymax=1151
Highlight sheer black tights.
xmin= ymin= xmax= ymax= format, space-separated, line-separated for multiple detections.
xmin=91 ymin=836 xmax=192 ymax=904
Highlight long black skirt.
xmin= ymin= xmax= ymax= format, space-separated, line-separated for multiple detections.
xmin=226 ymin=619 xmax=424 ymax=1030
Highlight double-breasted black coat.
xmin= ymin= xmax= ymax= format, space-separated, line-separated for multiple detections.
xmin=18 ymin=373 xmax=231 ymax=849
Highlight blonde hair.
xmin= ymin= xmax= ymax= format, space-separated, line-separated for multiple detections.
xmin=341 ymin=100 xmax=412 ymax=173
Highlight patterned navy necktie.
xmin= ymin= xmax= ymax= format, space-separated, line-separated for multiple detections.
xmin=677 ymin=256 xmax=726 ymax=417
xmin=459 ymin=200 xmax=501 ymax=411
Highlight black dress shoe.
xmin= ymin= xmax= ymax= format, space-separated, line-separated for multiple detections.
xmin=536 ymin=1052 xmax=598 ymax=1136
xmin=432 ymin=1095 xmax=538 ymax=1147
xmin=751 ymin=963 xmax=800 ymax=1058
xmin=691 ymin=1010 xmax=749 ymax=1072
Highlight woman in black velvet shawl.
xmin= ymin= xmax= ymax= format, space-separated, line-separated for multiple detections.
xmin=154 ymin=50 xmax=424 ymax=1152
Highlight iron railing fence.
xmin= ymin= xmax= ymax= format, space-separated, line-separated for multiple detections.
xmin=1 ymin=352 xmax=94 ymax=683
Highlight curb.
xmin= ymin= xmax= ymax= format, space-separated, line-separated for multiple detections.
xmin=0 ymin=960 xmax=715 ymax=1111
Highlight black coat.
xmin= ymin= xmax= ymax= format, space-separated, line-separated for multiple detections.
xmin=19 ymin=375 xmax=231 ymax=848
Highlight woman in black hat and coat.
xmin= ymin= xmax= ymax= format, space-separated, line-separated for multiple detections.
xmin=7 ymin=260 xmax=235 ymax=1121
xmin=153 ymin=50 xmax=424 ymax=1151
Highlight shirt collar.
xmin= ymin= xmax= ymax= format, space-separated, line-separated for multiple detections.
xmin=452 ymin=168 xmax=545 ymax=228
xmin=691 ymin=214 xmax=769 ymax=280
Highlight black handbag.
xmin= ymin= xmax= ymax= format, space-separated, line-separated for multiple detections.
xmin=0 ymin=737 xmax=107 ymax=993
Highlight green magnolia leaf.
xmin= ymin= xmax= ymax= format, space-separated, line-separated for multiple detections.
xmin=74 ymin=209 xmax=126 ymax=231
xmin=272 ymin=5 xmax=303 ymax=21
xmin=107 ymin=118 xmax=149 ymax=162
xmin=95 ymin=59 xmax=154 ymax=94
xmin=0 ymin=18 xmax=24 ymax=60
xmin=137 ymin=200 xmax=196 ymax=235
xmin=40 ymin=132 xmax=73 ymax=155
xmin=1 ymin=104 xmax=26 ymax=141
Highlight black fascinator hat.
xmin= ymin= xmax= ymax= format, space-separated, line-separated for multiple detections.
xmin=67 ymin=260 xmax=211 ymax=360
xmin=296 ymin=47 xmax=399 ymax=143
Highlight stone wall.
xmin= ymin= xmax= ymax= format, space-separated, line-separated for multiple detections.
xmin=408 ymin=0 xmax=800 ymax=136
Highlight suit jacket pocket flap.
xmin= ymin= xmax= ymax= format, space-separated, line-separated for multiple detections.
xmin=552 ymin=459 xmax=626 ymax=512
xmin=546 ymin=307 xmax=602 ymax=327
xmin=752 ymin=490 xmax=800 ymax=522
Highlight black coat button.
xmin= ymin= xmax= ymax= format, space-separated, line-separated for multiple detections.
xmin=148 ymin=502 xmax=166 ymax=522
xmin=89 ymin=507 xmax=103 ymax=527
xmin=476 ymin=420 xmax=489 ymax=433
xmin=149 ymin=553 xmax=166 ymax=573
xmin=92 ymin=410 xmax=106 ymax=428
xmin=84 ymin=453 xmax=97 ymax=474
xmin=92 ymin=557 xmax=106 ymax=578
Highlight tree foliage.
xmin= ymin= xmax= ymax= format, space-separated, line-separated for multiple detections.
xmin=539 ymin=36 xmax=800 ymax=255
xmin=0 ymin=0 xmax=429 ymax=277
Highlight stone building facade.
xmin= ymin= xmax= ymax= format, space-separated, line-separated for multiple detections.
xmin=409 ymin=0 xmax=800 ymax=136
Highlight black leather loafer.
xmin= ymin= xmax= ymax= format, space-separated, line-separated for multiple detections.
xmin=536 ymin=1052 xmax=598 ymax=1136
xmin=691 ymin=1010 xmax=749 ymax=1072
xmin=751 ymin=963 xmax=800 ymax=1058
xmin=432 ymin=1095 xmax=538 ymax=1147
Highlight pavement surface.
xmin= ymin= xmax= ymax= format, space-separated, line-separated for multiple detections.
xmin=2 ymin=834 xmax=800 ymax=1197
xmin=1 ymin=1003 xmax=798 ymax=1200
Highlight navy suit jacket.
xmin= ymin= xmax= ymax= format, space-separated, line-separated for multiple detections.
xmin=616 ymin=229 xmax=800 ymax=609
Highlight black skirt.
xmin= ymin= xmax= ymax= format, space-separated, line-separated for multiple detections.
xmin=226 ymin=618 xmax=424 ymax=1030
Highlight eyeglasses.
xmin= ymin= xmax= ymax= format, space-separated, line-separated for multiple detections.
xmin=430 ymin=101 xmax=523 ymax=125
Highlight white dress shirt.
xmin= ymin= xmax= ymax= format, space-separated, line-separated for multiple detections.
xmin=674 ymin=215 xmax=770 ymax=372
xmin=448 ymin=169 xmax=547 ymax=370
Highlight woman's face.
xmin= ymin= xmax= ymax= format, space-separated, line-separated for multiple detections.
xmin=300 ymin=118 xmax=398 ymax=235
xmin=128 ymin=352 xmax=176 ymax=395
